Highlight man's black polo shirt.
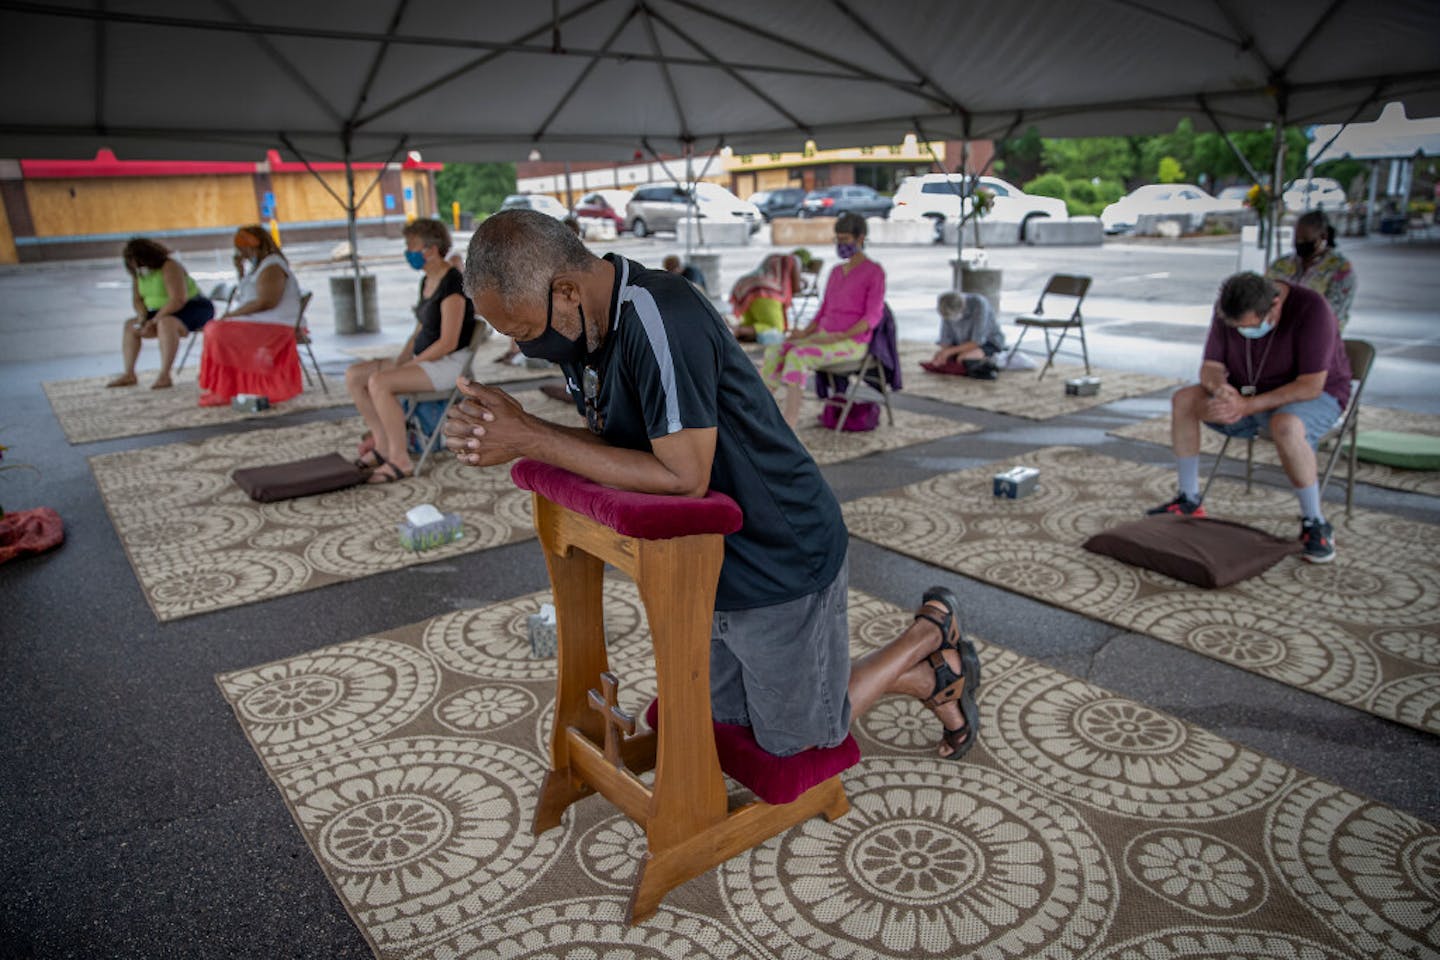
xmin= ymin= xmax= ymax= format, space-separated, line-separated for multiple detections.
xmin=558 ymin=254 xmax=847 ymax=611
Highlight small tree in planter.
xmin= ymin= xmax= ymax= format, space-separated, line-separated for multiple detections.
xmin=951 ymin=184 xmax=1002 ymax=314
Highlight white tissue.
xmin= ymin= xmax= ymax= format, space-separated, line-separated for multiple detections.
xmin=406 ymin=504 xmax=445 ymax=527
xmin=538 ymin=603 xmax=556 ymax=624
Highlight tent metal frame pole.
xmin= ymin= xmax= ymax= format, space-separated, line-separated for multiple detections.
xmin=1268 ymin=112 xmax=1286 ymax=268
xmin=343 ymin=136 xmax=364 ymax=330
xmin=1199 ymin=99 xmax=1265 ymax=186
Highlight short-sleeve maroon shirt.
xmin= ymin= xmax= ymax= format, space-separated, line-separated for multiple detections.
xmin=1203 ymin=283 xmax=1351 ymax=407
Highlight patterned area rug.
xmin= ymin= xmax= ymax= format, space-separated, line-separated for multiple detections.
xmin=91 ymin=394 xmax=970 ymax=621
xmin=341 ymin=343 xmax=563 ymax=388
xmin=217 ymin=584 xmax=1440 ymax=960
xmin=1109 ymin=406 xmax=1440 ymax=497
xmin=88 ymin=409 xmax=552 ymax=622
xmin=896 ymin=343 xmax=1180 ymax=420
xmin=791 ymin=400 xmax=978 ymax=465
xmin=844 ymin=446 xmax=1440 ymax=736
xmin=43 ymin=366 xmax=352 ymax=444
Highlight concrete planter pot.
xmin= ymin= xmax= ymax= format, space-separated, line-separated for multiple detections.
xmin=951 ymin=262 xmax=1004 ymax=315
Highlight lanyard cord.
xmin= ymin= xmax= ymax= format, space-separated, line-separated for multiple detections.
xmin=1244 ymin=318 xmax=1279 ymax=391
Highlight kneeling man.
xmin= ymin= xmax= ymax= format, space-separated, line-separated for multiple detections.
xmin=444 ymin=210 xmax=980 ymax=761
xmin=1150 ymin=271 xmax=1351 ymax=563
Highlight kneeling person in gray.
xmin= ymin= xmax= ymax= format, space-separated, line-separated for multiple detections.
xmin=929 ymin=291 xmax=1004 ymax=373
xmin=443 ymin=210 xmax=981 ymax=760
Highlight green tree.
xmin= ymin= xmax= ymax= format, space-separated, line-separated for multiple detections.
xmin=1157 ymin=156 xmax=1187 ymax=183
xmin=1039 ymin=136 xmax=1138 ymax=185
xmin=434 ymin=162 xmax=517 ymax=218
xmin=995 ymin=127 xmax=1044 ymax=185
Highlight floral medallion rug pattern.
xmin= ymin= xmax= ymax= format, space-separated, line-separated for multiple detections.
xmin=217 ymin=584 xmax=1440 ymax=960
xmin=844 ymin=446 xmax=1440 ymax=736
xmin=43 ymin=357 xmax=564 ymax=445
xmin=1109 ymin=406 xmax=1440 ymax=497
xmin=896 ymin=343 xmax=1181 ymax=420
xmin=88 ymin=412 xmax=542 ymax=622
xmin=90 ymin=396 xmax=972 ymax=622
xmin=43 ymin=366 xmax=354 ymax=444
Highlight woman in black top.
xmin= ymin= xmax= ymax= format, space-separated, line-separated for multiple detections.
xmin=344 ymin=218 xmax=477 ymax=483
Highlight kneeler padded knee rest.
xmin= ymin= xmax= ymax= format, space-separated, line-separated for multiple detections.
xmin=511 ymin=459 xmax=859 ymax=924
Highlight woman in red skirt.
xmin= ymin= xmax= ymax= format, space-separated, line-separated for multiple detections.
xmin=198 ymin=225 xmax=305 ymax=407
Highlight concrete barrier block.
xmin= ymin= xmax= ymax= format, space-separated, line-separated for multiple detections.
xmin=1135 ymin=213 xmax=1194 ymax=236
xmin=771 ymin=217 xmax=837 ymax=246
xmin=864 ymin=218 xmax=936 ymax=245
xmin=677 ymin=218 xmax=750 ymax=246
xmin=577 ymin=218 xmax=617 ymax=241
xmin=1200 ymin=210 xmax=1254 ymax=234
xmin=943 ymin=219 xmax=1020 ymax=247
xmin=1030 ymin=217 xmax=1103 ymax=246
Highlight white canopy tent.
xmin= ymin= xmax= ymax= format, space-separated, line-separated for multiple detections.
xmin=1 ymin=0 xmax=1437 ymax=278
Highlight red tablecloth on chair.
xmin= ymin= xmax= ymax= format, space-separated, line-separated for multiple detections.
xmin=198 ymin=320 xmax=302 ymax=404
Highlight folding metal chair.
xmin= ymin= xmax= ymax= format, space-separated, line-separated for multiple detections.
xmin=1200 ymin=338 xmax=1375 ymax=517
xmin=175 ymin=282 xmax=234 ymax=373
xmin=789 ymin=259 xmax=824 ymax=328
xmin=292 ymin=292 xmax=326 ymax=393
xmin=814 ymin=305 xmax=897 ymax=432
xmin=1004 ymin=274 xmax=1092 ymax=381
xmin=404 ymin=324 xmax=488 ymax=476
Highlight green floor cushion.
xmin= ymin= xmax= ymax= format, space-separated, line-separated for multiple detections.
xmin=1354 ymin=430 xmax=1440 ymax=470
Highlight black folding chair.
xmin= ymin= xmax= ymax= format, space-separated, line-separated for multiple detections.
xmin=1004 ymin=274 xmax=1092 ymax=381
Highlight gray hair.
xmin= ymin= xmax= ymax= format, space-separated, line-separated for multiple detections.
xmin=937 ymin=290 xmax=966 ymax=320
xmin=463 ymin=209 xmax=596 ymax=310
xmin=1216 ymin=272 xmax=1278 ymax=326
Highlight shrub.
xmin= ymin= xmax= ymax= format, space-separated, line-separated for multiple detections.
xmin=1023 ymin=173 xmax=1069 ymax=202
xmin=1067 ymin=180 xmax=1098 ymax=205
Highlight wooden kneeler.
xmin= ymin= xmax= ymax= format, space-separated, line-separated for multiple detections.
xmin=511 ymin=459 xmax=852 ymax=924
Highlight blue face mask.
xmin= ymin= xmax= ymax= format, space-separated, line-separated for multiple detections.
xmin=405 ymin=249 xmax=427 ymax=270
xmin=1237 ymin=320 xmax=1274 ymax=339
xmin=836 ymin=241 xmax=858 ymax=260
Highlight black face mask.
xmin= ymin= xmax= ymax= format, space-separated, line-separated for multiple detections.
xmin=1295 ymin=240 xmax=1319 ymax=260
xmin=516 ymin=288 xmax=588 ymax=366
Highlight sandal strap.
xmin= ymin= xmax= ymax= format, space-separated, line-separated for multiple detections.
xmin=921 ymin=650 xmax=966 ymax=708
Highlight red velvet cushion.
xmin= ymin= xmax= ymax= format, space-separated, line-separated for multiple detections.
xmin=644 ymin=700 xmax=859 ymax=806
xmin=511 ymin=459 xmax=743 ymax=540
xmin=0 ymin=507 xmax=64 ymax=564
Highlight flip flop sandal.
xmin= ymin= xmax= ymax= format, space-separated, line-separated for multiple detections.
xmin=920 ymin=646 xmax=981 ymax=761
xmin=915 ymin=585 xmax=981 ymax=690
xmin=354 ymin=449 xmax=387 ymax=470
xmin=366 ymin=462 xmax=411 ymax=484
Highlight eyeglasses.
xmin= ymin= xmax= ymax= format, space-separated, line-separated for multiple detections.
xmin=582 ymin=366 xmax=604 ymax=435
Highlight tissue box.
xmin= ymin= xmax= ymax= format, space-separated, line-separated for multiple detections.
xmin=527 ymin=608 xmax=557 ymax=658
xmin=993 ymin=466 xmax=1040 ymax=499
xmin=1065 ymin=376 xmax=1102 ymax=397
xmin=397 ymin=512 xmax=464 ymax=551
xmin=232 ymin=394 xmax=271 ymax=412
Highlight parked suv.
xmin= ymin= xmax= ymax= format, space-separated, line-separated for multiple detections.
xmin=891 ymin=174 xmax=1066 ymax=238
xmin=799 ymin=185 xmax=893 ymax=219
xmin=748 ymin=187 xmax=807 ymax=221
xmin=625 ymin=182 xmax=761 ymax=236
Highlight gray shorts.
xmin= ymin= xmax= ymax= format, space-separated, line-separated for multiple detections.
xmin=710 ymin=556 xmax=852 ymax=757
xmin=1205 ymin=392 xmax=1342 ymax=449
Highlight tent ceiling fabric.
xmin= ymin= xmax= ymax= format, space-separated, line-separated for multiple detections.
xmin=0 ymin=0 xmax=1437 ymax=162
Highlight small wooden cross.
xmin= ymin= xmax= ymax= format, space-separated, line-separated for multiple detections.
xmin=587 ymin=671 xmax=637 ymax=768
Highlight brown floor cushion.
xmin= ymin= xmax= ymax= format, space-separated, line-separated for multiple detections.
xmin=1083 ymin=514 xmax=1301 ymax=588
xmin=232 ymin=453 xmax=366 ymax=503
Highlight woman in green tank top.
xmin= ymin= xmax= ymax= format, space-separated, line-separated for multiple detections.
xmin=107 ymin=237 xmax=215 ymax=389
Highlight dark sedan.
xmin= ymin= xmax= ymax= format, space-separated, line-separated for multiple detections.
xmin=799 ymin=185 xmax=893 ymax=219
xmin=748 ymin=187 xmax=807 ymax=221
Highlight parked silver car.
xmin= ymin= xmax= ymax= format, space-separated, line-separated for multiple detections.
xmin=625 ymin=182 xmax=761 ymax=236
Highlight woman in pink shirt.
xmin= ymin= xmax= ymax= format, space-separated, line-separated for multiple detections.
xmin=761 ymin=212 xmax=885 ymax=427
